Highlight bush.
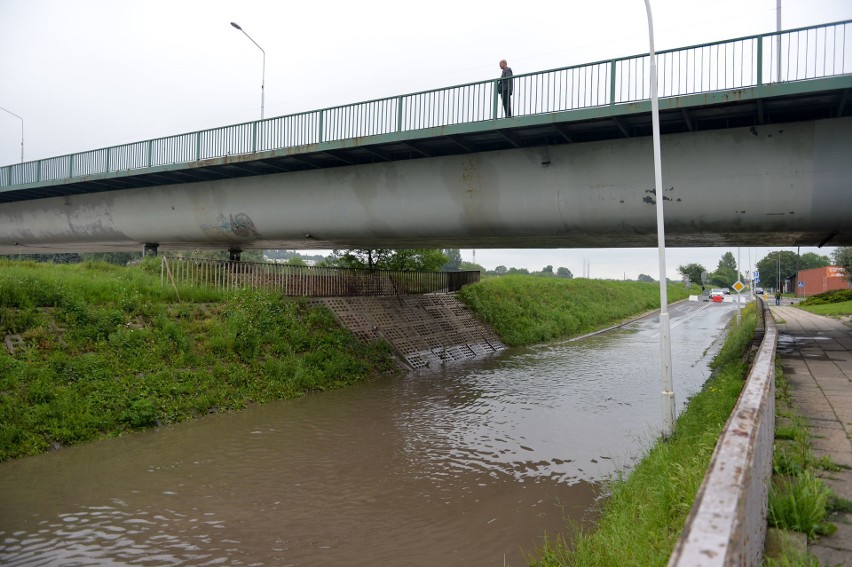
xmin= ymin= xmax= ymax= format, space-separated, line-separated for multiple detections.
xmin=799 ymin=289 xmax=852 ymax=305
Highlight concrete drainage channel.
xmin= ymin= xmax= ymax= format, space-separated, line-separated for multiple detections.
xmin=311 ymin=295 xmax=506 ymax=371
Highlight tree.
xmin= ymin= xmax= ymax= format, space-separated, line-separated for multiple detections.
xmin=541 ymin=265 xmax=554 ymax=275
xmin=459 ymin=260 xmax=484 ymax=272
xmin=7 ymin=253 xmax=83 ymax=264
xmin=833 ymin=247 xmax=852 ymax=281
xmin=637 ymin=273 xmax=655 ymax=282
xmin=494 ymin=265 xmax=508 ymax=275
xmin=755 ymin=251 xmax=799 ymax=290
xmin=752 ymin=250 xmax=832 ymax=289
xmin=717 ymin=251 xmax=737 ymax=271
xmin=329 ymin=249 xmax=447 ymax=271
xmin=442 ymin=248 xmax=462 ymax=271
xmin=678 ymin=263 xmax=707 ymax=286
xmin=556 ymin=267 xmax=573 ymax=278
xmin=507 ymin=267 xmax=530 ymax=275
xmin=799 ymin=252 xmax=830 ymax=270
xmin=710 ymin=251 xmax=738 ymax=288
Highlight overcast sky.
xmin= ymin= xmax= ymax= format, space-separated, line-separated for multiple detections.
xmin=2 ymin=0 xmax=849 ymax=278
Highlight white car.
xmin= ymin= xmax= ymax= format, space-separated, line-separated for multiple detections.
xmin=709 ymin=288 xmax=725 ymax=298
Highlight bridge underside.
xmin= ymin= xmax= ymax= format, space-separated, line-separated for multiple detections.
xmin=1 ymin=117 xmax=850 ymax=254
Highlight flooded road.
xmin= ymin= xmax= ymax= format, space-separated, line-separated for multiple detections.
xmin=0 ymin=300 xmax=737 ymax=566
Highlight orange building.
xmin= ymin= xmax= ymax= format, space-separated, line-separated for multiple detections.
xmin=796 ymin=266 xmax=850 ymax=297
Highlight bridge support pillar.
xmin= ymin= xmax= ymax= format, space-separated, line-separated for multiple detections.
xmin=143 ymin=243 xmax=158 ymax=256
xmin=228 ymin=248 xmax=242 ymax=262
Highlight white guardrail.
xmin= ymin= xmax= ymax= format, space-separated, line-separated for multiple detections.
xmin=669 ymin=298 xmax=776 ymax=566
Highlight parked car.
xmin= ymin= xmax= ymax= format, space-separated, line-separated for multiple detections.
xmin=722 ymin=287 xmax=731 ymax=295
xmin=709 ymin=288 xmax=725 ymax=297
xmin=755 ymin=287 xmax=764 ymax=295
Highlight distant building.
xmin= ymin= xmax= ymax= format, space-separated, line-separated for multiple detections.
xmin=795 ymin=266 xmax=850 ymax=297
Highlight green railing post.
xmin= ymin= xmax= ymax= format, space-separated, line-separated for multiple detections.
xmin=147 ymin=140 xmax=152 ymax=167
xmin=105 ymin=147 xmax=110 ymax=173
xmin=252 ymin=121 xmax=257 ymax=153
xmin=757 ymin=37 xmax=764 ymax=87
xmin=319 ymin=110 xmax=324 ymax=143
xmin=69 ymin=154 xmax=74 ymax=179
xmin=492 ymin=80 xmax=499 ymax=120
xmin=195 ymin=132 xmax=201 ymax=161
xmin=396 ymin=96 xmax=403 ymax=132
xmin=610 ymin=60 xmax=617 ymax=106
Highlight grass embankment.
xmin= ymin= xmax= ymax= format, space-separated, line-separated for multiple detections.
xmin=458 ymin=276 xmax=690 ymax=346
xmin=528 ymin=303 xmax=759 ymax=566
xmin=796 ymin=289 xmax=852 ymax=319
xmin=0 ymin=259 xmax=398 ymax=462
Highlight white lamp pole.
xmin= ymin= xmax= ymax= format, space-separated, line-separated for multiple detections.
xmin=0 ymin=105 xmax=24 ymax=163
xmin=776 ymin=0 xmax=782 ymax=81
xmin=643 ymin=0 xmax=676 ymax=438
xmin=230 ymin=22 xmax=266 ymax=120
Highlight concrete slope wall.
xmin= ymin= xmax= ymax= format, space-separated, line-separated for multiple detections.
xmin=313 ymin=295 xmax=505 ymax=370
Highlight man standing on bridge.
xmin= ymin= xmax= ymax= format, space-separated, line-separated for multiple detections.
xmin=498 ymin=59 xmax=513 ymax=117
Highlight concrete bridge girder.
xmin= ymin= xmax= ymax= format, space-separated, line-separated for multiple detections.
xmin=0 ymin=117 xmax=849 ymax=254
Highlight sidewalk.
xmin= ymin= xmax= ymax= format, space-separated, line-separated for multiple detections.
xmin=770 ymin=305 xmax=852 ymax=565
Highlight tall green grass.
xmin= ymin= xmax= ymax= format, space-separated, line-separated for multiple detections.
xmin=768 ymin=364 xmax=842 ymax=558
xmin=458 ymin=276 xmax=690 ymax=346
xmin=527 ymin=303 xmax=757 ymax=566
xmin=0 ymin=259 xmax=398 ymax=461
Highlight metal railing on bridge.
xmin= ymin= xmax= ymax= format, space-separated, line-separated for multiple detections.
xmin=160 ymin=256 xmax=480 ymax=297
xmin=2 ymin=20 xmax=850 ymax=189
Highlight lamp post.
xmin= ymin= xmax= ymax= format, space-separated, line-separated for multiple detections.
xmin=643 ymin=0 xmax=676 ymax=439
xmin=777 ymin=250 xmax=781 ymax=294
xmin=0 ymin=105 xmax=24 ymax=163
xmin=230 ymin=22 xmax=266 ymax=120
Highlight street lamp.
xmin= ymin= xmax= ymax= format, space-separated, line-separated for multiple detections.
xmin=777 ymin=250 xmax=781 ymax=293
xmin=0 ymin=105 xmax=24 ymax=163
xmin=230 ymin=21 xmax=266 ymax=120
xmin=643 ymin=0 xmax=676 ymax=438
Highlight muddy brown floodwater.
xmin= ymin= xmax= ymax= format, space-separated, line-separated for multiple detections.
xmin=0 ymin=300 xmax=735 ymax=566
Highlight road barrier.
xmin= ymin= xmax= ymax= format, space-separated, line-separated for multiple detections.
xmin=668 ymin=298 xmax=776 ymax=566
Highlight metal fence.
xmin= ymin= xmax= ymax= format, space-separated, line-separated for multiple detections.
xmin=160 ymin=256 xmax=480 ymax=297
xmin=2 ymin=20 xmax=850 ymax=189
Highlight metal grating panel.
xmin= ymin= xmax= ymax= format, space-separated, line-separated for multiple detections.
xmin=312 ymin=295 xmax=506 ymax=370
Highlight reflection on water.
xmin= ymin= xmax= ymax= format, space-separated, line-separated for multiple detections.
xmin=0 ymin=302 xmax=734 ymax=566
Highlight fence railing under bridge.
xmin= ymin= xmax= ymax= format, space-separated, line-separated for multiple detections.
xmin=160 ymin=256 xmax=480 ymax=297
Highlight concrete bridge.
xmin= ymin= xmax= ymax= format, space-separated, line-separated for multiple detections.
xmin=1 ymin=20 xmax=851 ymax=255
